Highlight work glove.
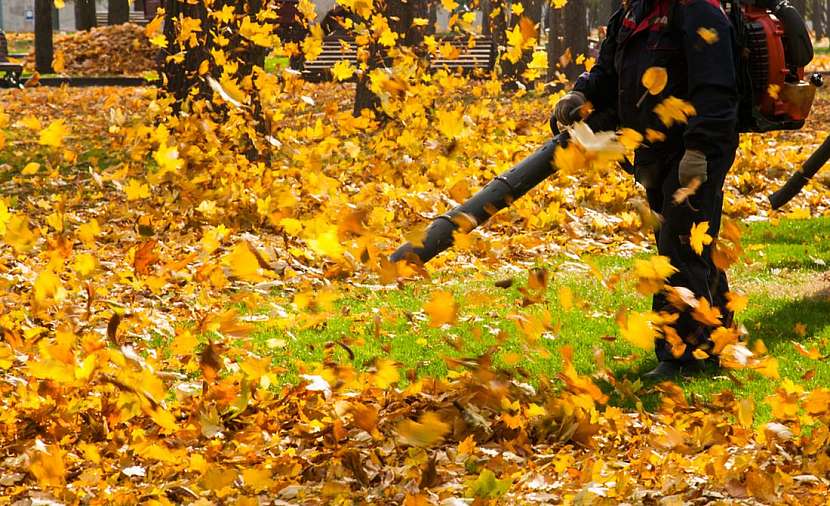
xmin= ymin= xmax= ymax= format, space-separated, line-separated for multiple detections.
xmin=678 ymin=149 xmax=708 ymax=187
xmin=551 ymin=91 xmax=586 ymax=132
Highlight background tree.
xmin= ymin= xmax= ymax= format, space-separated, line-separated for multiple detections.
xmin=564 ymin=0 xmax=589 ymax=79
xmin=34 ymin=0 xmax=53 ymax=74
xmin=75 ymin=0 xmax=97 ymax=30
xmin=353 ymin=0 xmax=429 ymax=116
xmin=546 ymin=0 xmax=589 ymax=83
xmin=108 ymin=0 xmax=131 ymax=25
xmin=810 ymin=0 xmax=828 ymax=40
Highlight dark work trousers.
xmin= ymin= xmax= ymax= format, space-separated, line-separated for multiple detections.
xmin=642 ymin=144 xmax=737 ymax=363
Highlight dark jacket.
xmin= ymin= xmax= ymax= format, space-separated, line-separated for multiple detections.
xmin=573 ymin=0 xmax=739 ymax=167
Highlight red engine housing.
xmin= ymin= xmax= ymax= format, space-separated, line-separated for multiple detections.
xmin=742 ymin=5 xmax=811 ymax=121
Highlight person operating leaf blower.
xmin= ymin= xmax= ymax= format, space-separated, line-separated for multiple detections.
xmin=552 ymin=0 xmax=739 ymax=378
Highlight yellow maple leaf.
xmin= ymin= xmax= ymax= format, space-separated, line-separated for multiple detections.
xmin=124 ymin=179 xmax=150 ymax=201
xmin=32 ymin=269 xmax=66 ymax=309
xmin=435 ymin=108 xmax=464 ymax=139
xmin=424 ymin=290 xmax=458 ymax=327
xmin=331 ymin=60 xmax=355 ymax=81
xmin=308 ymin=228 xmax=344 ymax=259
xmin=646 ymin=128 xmax=666 ymax=143
xmin=379 ymin=28 xmax=398 ymax=47
xmin=223 ymin=242 xmax=266 ymax=282
xmin=754 ymin=356 xmax=779 ymax=379
xmin=29 ymin=444 xmax=65 ymax=487
xmin=18 ymin=114 xmax=41 ymax=131
xmin=0 ymin=199 xmax=9 ymax=235
xmin=21 ymin=162 xmax=40 ymax=175
xmin=149 ymin=34 xmax=168 ymax=48
xmin=654 ymin=96 xmax=696 ymax=127
xmin=53 ymin=0 xmax=65 ymax=8
xmin=618 ymin=128 xmax=643 ymax=150
xmin=153 ymin=144 xmax=184 ymax=174
xmin=242 ymin=467 xmax=275 ymax=493
xmin=39 ymin=119 xmax=68 ymax=148
xmin=689 ymin=221 xmax=713 ymax=255
xmin=144 ymin=12 xmax=164 ymax=36
xmin=697 ymin=27 xmax=719 ymax=44
xmin=52 ymin=50 xmax=65 ymax=73
xmin=736 ymin=398 xmax=754 ymax=428
xmin=458 ymin=434 xmax=476 ymax=455
xmin=373 ymin=358 xmax=400 ymax=388
xmin=553 ymin=143 xmax=587 ymax=174
xmin=692 ymin=297 xmax=722 ymax=326
xmin=441 ymin=0 xmax=458 ymax=10
xmin=4 ymin=213 xmax=38 ymax=253
xmin=73 ymin=253 xmax=97 ymax=277
xmin=642 ymin=67 xmax=668 ymax=95
xmin=634 ymin=255 xmax=677 ymax=294
xmin=619 ymin=311 xmax=657 ymax=350
xmin=397 ymin=412 xmax=449 ymax=447
xmin=77 ymin=218 xmax=100 ymax=245
xmin=558 ymin=286 xmax=573 ymax=310
xmin=725 ymin=291 xmax=748 ymax=313
xmin=438 ymin=42 xmax=461 ymax=59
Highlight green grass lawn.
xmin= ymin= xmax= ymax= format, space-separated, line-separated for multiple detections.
xmin=254 ymin=217 xmax=830 ymax=418
xmin=265 ymin=55 xmax=290 ymax=73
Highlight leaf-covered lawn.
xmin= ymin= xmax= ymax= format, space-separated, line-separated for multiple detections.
xmin=2 ymin=82 xmax=830 ymax=503
xmin=255 ymin=217 xmax=830 ymax=420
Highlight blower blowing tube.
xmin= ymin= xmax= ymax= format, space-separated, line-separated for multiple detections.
xmin=389 ymin=111 xmax=616 ymax=264
xmin=769 ymin=135 xmax=830 ymax=210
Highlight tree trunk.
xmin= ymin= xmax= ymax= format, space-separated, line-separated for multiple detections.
xmin=546 ymin=3 xmax=563 ymax=81
xmin=108 ymin=0 xmax=131 ymax=25
xmin=563 ymin=0 xmax=588 ymax=80
xmin=161 ymin=0 xmax=209 ymax=106
xmin=490 ymin=0 xmax=508 ymax=48
xmin=75 ymin=0 xmax=97 ymax=30
xmin=812 ymin=0 xmax=827 ymax=39
xmin=353 ymin=0 xmax=428 ymax=116
xmin=524 ymin=0 xmax=544 ymax=25
xmin=482 ymin=0 xmax=491 ymax=36
xmin=34 ymin=0 xmax=53 ymax=74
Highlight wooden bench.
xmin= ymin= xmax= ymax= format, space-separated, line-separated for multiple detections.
xmin=95 ymin=11 xmax=149 ymax=26
xmin=300 ymin=34 xmax=497 ymax=81
xmin=0 ymin=31 xmax=22 ymax=88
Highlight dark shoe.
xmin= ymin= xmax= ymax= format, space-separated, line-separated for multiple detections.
xmin=643 ymin=361 xmax=683 ymax=380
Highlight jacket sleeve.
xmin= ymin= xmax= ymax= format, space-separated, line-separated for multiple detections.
xmin=572 ymin=8 xmax=623 ymax=112
xmin=682 ymin=0 xmax=739 ymax=159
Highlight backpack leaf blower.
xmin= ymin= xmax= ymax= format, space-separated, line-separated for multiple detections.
xmin=390 ymin=0 xmax=825 ymax=264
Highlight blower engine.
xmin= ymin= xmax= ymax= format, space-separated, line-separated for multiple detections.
xmin=735 ymin=0 xmax=821 ymax=132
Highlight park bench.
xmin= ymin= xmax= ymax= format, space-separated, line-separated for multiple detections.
xmin=300 ymin=34 xmax=497 ymax=81
xmin=95 ymin=11 xmax=149 ymax=26
xmin=0 ymin=31 xmax=23 ymax=88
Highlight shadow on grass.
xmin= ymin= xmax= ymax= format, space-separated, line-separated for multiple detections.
xmin=743 ymin=295 xmax=830 ymax=345
xmin=607 ymin=292 xmax=830 ymax=414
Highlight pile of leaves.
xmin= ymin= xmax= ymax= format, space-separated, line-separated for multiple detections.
xmin=24 ymin=23 xmax=156 ymax=76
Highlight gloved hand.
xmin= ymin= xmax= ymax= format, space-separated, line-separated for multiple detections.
xmin=678 ymin=149 xmax=708 ymax=187
xmin=551 ymin=91 xmax=586 ymax=131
